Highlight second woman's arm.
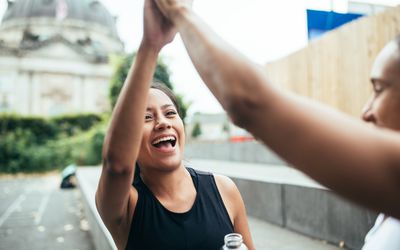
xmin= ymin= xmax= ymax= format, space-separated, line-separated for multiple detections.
xmin=154 ymin=1 xmax=400 ymax=219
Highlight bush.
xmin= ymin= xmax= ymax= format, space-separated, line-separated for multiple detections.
xmin=86 ymin=130 xmax=105 ymax=165
xmin=0 ymin=114 xmax=105 ymax=173
xmin=0 ymin=129 xmax=32 ymax=173
xmin=52 ymin=113 xmax=102 ymax=136
xmin=0 ymin=113 xmax=102 ymax=139
xmin=0 ymin=115 xmax=58 ymax=144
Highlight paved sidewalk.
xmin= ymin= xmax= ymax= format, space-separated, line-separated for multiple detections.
xmin=77 ymin=165 xmax=338 ymax=250
xmin=186 ymin=159 xmax=324 ymax=188
xmin=249 ymin=217 xmax=338 ymax=250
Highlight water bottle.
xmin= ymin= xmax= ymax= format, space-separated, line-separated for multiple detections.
xmin=221 ymin=233 xmax=248 ymax=250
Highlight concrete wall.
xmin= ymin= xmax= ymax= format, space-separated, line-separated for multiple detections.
xmin=76 ymin=169 xmax=117 ymax=250
xmin=232 ymin=178 xmax=377 ymax=250
xmin=185 ymin=141 xmax=287 ymax=166
xmin=186 ymin=142 xmax=377 ymax=249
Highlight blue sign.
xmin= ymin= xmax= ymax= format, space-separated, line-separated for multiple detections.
xmin=307 ymin=9 xmax=364 ymax=40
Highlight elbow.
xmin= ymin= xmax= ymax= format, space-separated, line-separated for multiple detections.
xmin=221 ymin=68 xmax=273 ymax=129
xmin=224 ymin=92 xmax=261 ymax=129
xmin=102 ymin=151 xmax=134 ymax=176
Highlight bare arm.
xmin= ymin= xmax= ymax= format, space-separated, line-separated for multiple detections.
xmin=155 ymin=1 xmax=400 ymax=219
xmin=215 ymin=175 xmax=255 ymax=250
xmin=96 ymin=45 xmax=158 ymax=243
xmin=95 ymin=1 xmax=176 ymax=247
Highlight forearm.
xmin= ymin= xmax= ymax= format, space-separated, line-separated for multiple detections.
xmin=271 ymin=96 xmax=400 ymax=217
xmin=103 ymin=44 xmax=159 ymax=172
xmin=170 ymin=7 xmax=277 ymax=124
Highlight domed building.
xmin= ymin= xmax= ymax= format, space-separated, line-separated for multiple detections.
xmin=0 ymin=0 xmax=124 ymax=116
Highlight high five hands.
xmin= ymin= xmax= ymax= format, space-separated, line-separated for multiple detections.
xmin=142 ymin=0 xmax=186 ymax=51
xmin=153 ymin=0 xmax=193 ymax=21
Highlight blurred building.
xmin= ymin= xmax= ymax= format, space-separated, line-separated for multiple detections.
xmin=0 ymin=0 xmax=124 ymax=116
xmin=347 ymin=0 xmax=389 ymax=15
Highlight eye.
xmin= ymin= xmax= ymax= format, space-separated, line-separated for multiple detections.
xmin=145 ymin=113 xmax=153 ymax=121
xmin=371 ymin=80 xmax=388 ymax=95
xmin=165 ymin=110 xmax=177 ymax=117
xmin=373 ymin=82 xmax=384 ymax=93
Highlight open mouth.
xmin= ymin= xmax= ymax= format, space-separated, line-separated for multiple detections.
xmin=152 ymin=136 xmax=177 ymax=149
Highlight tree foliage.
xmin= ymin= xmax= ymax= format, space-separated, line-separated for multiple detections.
xmin=109 ymin=53 xmax=188 ymax=121
xmin=191 ymin=122 xmax=202 ymax=138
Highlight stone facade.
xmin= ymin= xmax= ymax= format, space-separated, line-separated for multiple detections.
xmin=0 ymin=0 xmax=124 ymax=116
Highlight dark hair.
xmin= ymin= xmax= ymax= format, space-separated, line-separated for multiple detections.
xmin=150 ymin=81 xmax=182 ymax=117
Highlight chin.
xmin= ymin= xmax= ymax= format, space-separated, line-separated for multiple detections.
xmin=151 ymin=156 xmax=182 ymax=172
xmin=161 ymin=159 xmax=182 ymax=171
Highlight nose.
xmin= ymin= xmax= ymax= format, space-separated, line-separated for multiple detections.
xmin=361 ymin=96 xmax=376 ymax=123
xmin=154 ymin=116 xmax=171 ymax=131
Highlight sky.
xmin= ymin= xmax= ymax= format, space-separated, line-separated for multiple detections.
xmin=1 ymin=0 xmax=400 ymax=115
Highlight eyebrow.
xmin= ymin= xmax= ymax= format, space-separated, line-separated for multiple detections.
xmin=146 ymin=104 xmax=175 ymax=111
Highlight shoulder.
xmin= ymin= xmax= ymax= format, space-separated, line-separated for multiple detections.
xmin=213 ymin=174 xmax=242 ymax=206
xmin=187 ymin=168 xmax=241 ymax=203
xmin=214 ymin=174 xmax=237 ymax=193
xmin=213 ymin=174 xmax=244 ymax=226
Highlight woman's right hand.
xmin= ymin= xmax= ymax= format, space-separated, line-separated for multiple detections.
xmin=142 ymin=0 xmax=178 ymax=51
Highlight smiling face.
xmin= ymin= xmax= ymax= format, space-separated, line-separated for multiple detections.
xmin=362 ymin=40 xmax=400 ymax=131
xmin=137 ymin=88 xmax=185 ymax=172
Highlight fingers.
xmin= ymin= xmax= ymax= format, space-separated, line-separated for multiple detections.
xmin=153 ymin=0 xmax=193 ymax=21
xmin=153 ymin=0 xmax=169 ymax=18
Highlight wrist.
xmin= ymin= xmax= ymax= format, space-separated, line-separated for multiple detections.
xmin=138 ymin=41 xmax=162 ymax=55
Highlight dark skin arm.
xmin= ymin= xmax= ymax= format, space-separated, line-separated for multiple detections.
xmin=154 ymin=0 xmax=400 ymax=219
xmin=95 ymin=1 xmax=176 ymax=248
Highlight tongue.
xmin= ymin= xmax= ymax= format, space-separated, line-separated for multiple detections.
xmin=158 ymin=141 xmax=173 ymax=151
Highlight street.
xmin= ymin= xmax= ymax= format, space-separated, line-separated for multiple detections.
xmin=0 ymin=174 xmax=95 ymax=250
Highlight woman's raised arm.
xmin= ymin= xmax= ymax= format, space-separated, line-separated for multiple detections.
xmin=95 ymin=1 xmax=176 ymax=248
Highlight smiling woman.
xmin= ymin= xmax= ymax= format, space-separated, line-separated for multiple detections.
xmin=94 ymin=1 xmax=254 ymax=250
xmin=136 ymin=83 xmax=185 ymax=173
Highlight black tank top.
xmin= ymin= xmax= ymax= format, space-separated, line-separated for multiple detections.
xmin=125 ymin=167 xmax=234 ymax=250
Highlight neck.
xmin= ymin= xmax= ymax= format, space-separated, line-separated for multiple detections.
xmin=140 ymin=163 xmax=197 ymax=213
xmin=140 ymin=164 xmax=190 ymax=197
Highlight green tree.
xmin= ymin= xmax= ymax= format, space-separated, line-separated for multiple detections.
xmin=109 ymin=53 xmax=188 ymax=121
xmin=222 ymin=122 xmax=230 ymax=133
xmin=191 ymin=122 xmax=202 ymax=138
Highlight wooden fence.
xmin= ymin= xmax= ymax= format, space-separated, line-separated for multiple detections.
xmin=264 ymin=6 xmax=400 ymax=117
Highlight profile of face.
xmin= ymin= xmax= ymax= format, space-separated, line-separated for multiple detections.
xmin=137 ymin=87 xmax=185 ymax=172
xmin=362 ymin=39 xmax=400 ymax=131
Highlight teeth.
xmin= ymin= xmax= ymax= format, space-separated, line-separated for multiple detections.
xmin=152 ymin=136 xmax=176 ymax=145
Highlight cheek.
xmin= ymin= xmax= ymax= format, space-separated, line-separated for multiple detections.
xmin=139 ymin=126 xmax=152 ymax=151
xmin=180 ymin=133 xmax=185 ymax=149
xmin=178 ymin=123 xmax=185 ymax=144
xmin=388 ymin=98 xmax=400 ymax=130
xmin=377 ymin=94 xmax=400 ymax=129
